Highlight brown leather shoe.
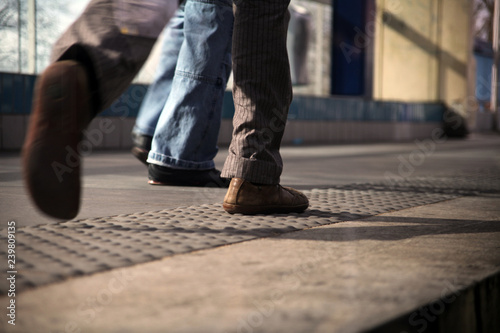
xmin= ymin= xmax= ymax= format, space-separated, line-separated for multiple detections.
xmin=22 ymin=60 xmax=92 ymax=219
xmin=223 ymin=178 xmax=309 ymax=214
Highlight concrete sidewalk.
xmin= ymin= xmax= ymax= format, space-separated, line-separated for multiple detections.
xmin=0 ymin=134 xmax=499 ymax=332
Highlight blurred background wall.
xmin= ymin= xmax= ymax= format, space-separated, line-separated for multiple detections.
xmin=1 ymin=0 xmax=496 ymax=151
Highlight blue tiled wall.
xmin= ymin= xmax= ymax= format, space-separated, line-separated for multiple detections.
xmin=1 ymin=72 xmax=444 ymax=122
xmin=1 ymin=73 xmax=36 ymax=115
xmin=288 ymin=96 xmax=443 ymax=122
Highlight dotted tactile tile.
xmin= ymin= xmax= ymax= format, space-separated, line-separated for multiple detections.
xmin=0 ymin=184 xmax=461 ymax=294
xmin=331 ymin=170 xmax=500 ymax=196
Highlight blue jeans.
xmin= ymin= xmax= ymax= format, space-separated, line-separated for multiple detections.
xmin=133 ymin=0 xmax=233 ymax=170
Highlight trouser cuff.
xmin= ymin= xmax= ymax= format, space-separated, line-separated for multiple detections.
xmin=221 ymin=153 xmax=282 ymax=184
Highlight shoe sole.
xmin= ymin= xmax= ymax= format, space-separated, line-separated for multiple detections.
xmin=22 ymin=61 xmax=91 ymax=219
xmin=148 ymin=165 xmax=230 ymax=188
xmin=222 ymin=202 xmax=309 ymax=215
xmin=148 ymin=179 xmax=229 ymax=188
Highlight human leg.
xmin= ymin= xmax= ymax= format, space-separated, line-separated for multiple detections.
xmin=221 ymin=0 xmax=292 ymax=184
xmin=146 ymin=0 xmax=234 ymax=186
xmin=221 ymin=0 xmax=308 ymax=214
xmin=22 ymin=0 xmax=178 ymax=219
xmin=132 ymin=9 xmax=186 ymax=164
xmin=51 ymin=0 xmax=178 ymax=111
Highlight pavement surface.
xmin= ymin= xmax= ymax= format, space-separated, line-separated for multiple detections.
xmin=0 ymin=133 xmax=499 ymax=332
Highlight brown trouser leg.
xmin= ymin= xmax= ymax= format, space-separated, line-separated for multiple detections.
xmin=50 ymin=0 xmax=177 ymax=111
xmin=221 ymin=0 xmax=292 ymax=184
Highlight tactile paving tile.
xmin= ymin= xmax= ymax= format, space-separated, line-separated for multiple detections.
xmin=0 ymin=183 xmax=462 ymax=294
xmin=331 ymin=169 xmax=500 ymax=196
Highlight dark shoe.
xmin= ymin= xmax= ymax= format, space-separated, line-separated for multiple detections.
xmin=148 ymin=164 xmax=230 ymax=188
xmin=22 ymin=60 xmax=92 ymax=219
xmin=223 ymin=178 xmax=309 ymax=214
xmin=131 ymin=132 xmax=152 ymax=166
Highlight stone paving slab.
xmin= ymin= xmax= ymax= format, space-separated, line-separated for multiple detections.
xmin=0 ymin=136 xmax=499 ymax=332
xmin=331 ymin=168 xmax=500 ymax=196
xmin=0 ymin=181 xmax=462 ymax=293
xmin=1 ymin=196 xmax=498 ymax=333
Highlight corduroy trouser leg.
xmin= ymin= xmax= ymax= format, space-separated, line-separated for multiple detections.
xmin=50 ymin=0 xmax=178 ymax=111
xmin=221 ymin=0 xmax=292 ymax=185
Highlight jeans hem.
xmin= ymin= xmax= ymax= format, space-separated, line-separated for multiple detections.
xmin=148 ymin=152 xmax=215 ymax=170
